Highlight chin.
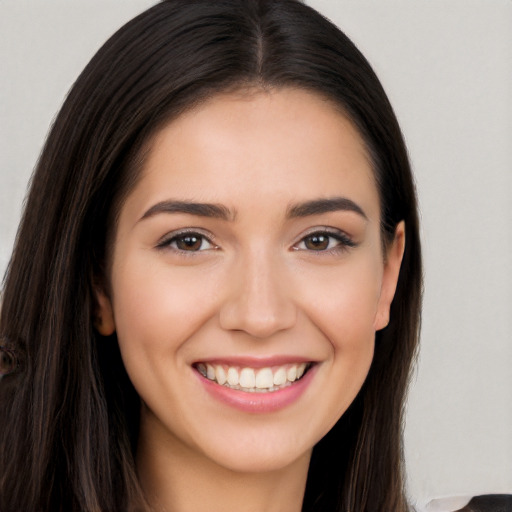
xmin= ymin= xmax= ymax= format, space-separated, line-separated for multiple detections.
xmin=201 ymin=439 xmax=313 ymax=475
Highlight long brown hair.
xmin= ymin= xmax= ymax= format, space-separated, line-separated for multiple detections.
xmin=0 ymin=1 xmax=422 ymax=510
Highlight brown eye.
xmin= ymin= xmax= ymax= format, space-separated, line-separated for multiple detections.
xmin=158 ymin=231 xmax=217 ymax=253
xmin=175 ymin=235 xmax=203 ymax=251
xmin=294 ymin=230 xmax=356 ymax=253
xmin=304 ymin=234 xmax=330 ymax=251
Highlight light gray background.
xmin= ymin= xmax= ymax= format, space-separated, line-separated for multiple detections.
xmin=1 ymin=1 xmax=511 ymax=508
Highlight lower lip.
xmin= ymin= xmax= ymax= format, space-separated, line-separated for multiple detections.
xmin=196 ymin=365 xmax=317 ymax=413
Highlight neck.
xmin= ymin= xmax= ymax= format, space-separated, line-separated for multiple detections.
xmin=136 ymin=416 xmax=311 ymax=512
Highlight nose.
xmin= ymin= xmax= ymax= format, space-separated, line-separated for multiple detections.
xmin=219 ymin=249 xmax=297 ymax=338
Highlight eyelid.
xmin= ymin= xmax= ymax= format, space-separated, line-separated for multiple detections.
xmin=156 ymin=228 xmax=218 ymax=252
xmin=292 ymin=226 xmax=357 ymax=252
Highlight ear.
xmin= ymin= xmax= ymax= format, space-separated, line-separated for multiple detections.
xmin=374 ymin=221 xmax=406 ymax=331
xmin=93 ymin=285 xmax=116 ymax=336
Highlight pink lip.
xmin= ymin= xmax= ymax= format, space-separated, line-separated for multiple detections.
xmin=193 ymin=355 xmax=313 ymax=368
xmin=195 ymin=363 xmax=317 ymax=413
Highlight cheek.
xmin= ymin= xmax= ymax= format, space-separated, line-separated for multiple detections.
xmin=110 ymin=254 xmax=224 ymax=364
xmin=293 ymin=255 xmax=381 ymax=420
xmin=296 ymin=255 xmax=383 ymax=349
xmin=319 ymin=279 xmax=378 ymax=377
xmin=312 ymin=268 xmax=380 ymax=419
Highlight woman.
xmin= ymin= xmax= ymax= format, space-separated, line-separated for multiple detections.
xmin=0 ymin=1 xmax=422 ymax=511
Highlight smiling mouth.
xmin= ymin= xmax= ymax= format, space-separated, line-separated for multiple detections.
xmin=194 ymin=362 xmax=313 ymax=393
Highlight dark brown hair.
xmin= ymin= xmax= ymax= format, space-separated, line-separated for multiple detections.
xmin=0 ymin=1 xmax=422 ymax=510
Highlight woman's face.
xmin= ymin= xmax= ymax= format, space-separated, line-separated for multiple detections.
xmin=96 ymin=88 xmax=404 ymax=474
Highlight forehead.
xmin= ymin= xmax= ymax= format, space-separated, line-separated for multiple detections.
xmin=121 ymin=87 xmax=380 ymax=224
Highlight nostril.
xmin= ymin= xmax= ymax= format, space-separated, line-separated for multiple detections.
xmin=219 ymin=298 xmax=297 ymax=338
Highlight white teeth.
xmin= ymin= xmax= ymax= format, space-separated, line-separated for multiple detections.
xmin=227 ymin=367 xmax=239 ymax=386
xmin=215 ymin=365 xmax=227 ymax=385
xmin=256 ymin=368 xmax=274 ymax=389
xmin=206 ymin=363 xmax=215 ymax=380
xmin=239 ymin=368 xmax=256 ymax=388
xmin=287 ymin=366 xmax=297 ymax=382
xmin=273 ymin=367 xmax=287 ymax=386
xmin=197 ymin=362 xmax=311 ymax=392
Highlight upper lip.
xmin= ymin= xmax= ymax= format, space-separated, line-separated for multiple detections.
xmin=192 ymin=355 xmax=316 ymax=368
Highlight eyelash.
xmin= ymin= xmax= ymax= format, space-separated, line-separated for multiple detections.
xmin=156 ymin=229 xmax=218 ymax=254
xmin=157 ymin=228 xmax=356 ymax=255
xmin=292 ymin=229 xmax=356 ymax=254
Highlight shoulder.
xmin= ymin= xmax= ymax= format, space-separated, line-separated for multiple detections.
xmin=412 ymin=494 xmax=512 ymax=512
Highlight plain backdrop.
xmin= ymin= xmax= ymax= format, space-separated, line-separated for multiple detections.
xmin=1 ymin=1 xmax=511 ymax=508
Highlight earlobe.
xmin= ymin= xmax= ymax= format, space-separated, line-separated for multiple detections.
xmin=94 ymin=286 xmax=116 ymax=336
xmin=374 ymin=221 xmax=406 ymax=331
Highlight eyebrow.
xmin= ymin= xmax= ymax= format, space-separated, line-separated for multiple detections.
xmin=286 ymin=197 xmax=367 ymax=220
xmin=140 ymin=200 xmax=235 ymax=221
xmin=139 ymin=196 xmax=367 ymax=223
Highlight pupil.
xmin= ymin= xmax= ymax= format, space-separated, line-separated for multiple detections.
xmin=306 ymin=235 xmax=328 ymax=250
xmin=178 ymin=236 xmax=201 ymax=251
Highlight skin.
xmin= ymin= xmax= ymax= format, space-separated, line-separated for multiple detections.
xmin=96 ymin=88 xmax=405 ymax=512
